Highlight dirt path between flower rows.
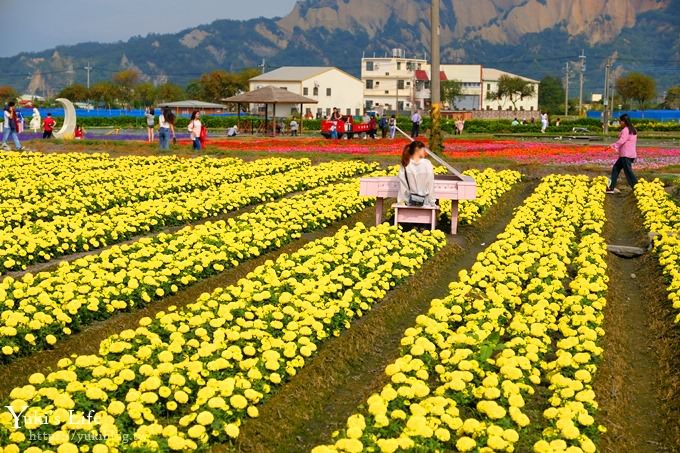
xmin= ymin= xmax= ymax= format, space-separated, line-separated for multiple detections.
xmin=596 ymin=190 xmax=677 ymax=453
xmin=228 ymin=180 xmax=536 ymax=453
xmin=0 ymin=208 xmax=375 ymax=400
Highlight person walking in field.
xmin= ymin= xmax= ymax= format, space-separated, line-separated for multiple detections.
xmin=606 ymin=113 xmax=639 ymax=194
xmin=389 ymin=115 xmax=397 ymax=139
xmin=188 ymin=110 xmax=202 ymax=151
xmin=158 ymin=107 xmax=175 ymax=150
xmin=42 ymin=113 xmax=56 ymax=139
xmin=145 ymin=107 xmax=156 ymax=143
xmin=541 ymin=112 xmax=549 ymax=133
xmin=2 ymin=102 xmax=24 ymax=151
xmin=290 ymin=118 xmax=299 ymax=136
xmin=410 ymin=110 xmax=422 ymax=138
xmin=30 ymin=107 xmax=41 ymax=133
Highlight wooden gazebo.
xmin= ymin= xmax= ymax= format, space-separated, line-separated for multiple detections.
xmin=223 ymin=86 xmax=318 ymax=135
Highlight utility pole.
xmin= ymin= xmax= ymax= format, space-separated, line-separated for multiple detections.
xmin=429 ymin=0 xmax=443 ymax=152
xmin=603 ymin=58 xmax=611 ymax=134
xmin=259 ymin=59 xmax=266 ymax=74
xmin=564 ymin=62 xmax=570 ymax=117
xmin=84 ymin=61 xmax=93 ymax=89
xmin=578 ymin=50 xmax=586 ymax=116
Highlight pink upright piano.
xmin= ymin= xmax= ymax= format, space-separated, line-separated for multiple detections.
xmin=359 ymin=155 xmax=477 ymax=235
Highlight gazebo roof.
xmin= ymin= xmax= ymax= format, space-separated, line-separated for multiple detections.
xmin=223 ymin=86 xmax=318 ymax=104
xmin=158 ymin=100 xmax=228 ymax=109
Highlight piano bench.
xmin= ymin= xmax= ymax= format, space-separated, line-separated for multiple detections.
xmin=392 ymin=204 xmax=440 ymax=231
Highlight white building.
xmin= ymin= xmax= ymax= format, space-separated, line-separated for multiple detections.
xmin=361 ymin=50 xmax=427 ymax=114
xmin=249 ymin=67 xmax=364 ymax=118
xmin=414 ymin=65 xmax=539 ymax=112
xmin=482 ymin=68 xmax=540 ymax=112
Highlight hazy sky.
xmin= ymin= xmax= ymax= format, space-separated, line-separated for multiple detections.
xmin=0 ymin=0 xmax=298 ymax=57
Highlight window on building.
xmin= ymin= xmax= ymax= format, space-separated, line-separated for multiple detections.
xmin=425 ymin=81 xmax=431 ymax=89
xmin=520 ymin=106 xmax=524 ymax=111
xmin=356 ymin=108 xmax=361 ymax=116
xmin=317 ymin=108 xmax=322 ymax=117
xmin=366 ymin=80 xmax=373 ymax=89
xmin=398 ymin=101 xmax=404 ymax=111
xmin=406 ymin=62 xmax=413 ymax=71
xmin=530 ymin=106 xmax=534 ymax=111
xmin=497 ymin=106 xmax=502 ymax=111
xmin=385 ymin=72 xmax=390 ymax=76
xmin=326 ymin=88 xmax=332 ymax=96
xmin=487 ymin=83 xmax=491 ymax=91
xmin=406 ymin=81 xmax=411 ymax=86
xmin=385 ymin=90 xmax=389 ymax=94
xmin=397 ymin=80 xmax=405 ymax=89
xmin=280 ymin=87 xmax=287 ymax=91
xmin=313 ymin=87 xmax=319 ymax=96
xmin=397 ymin=62 xmax=402 ymax=70
xmin=375 ymin=81 xmax=380 ymax=86
xmin=346 ymin=108 xmax=351 ymax=115
xmin=486 ymin=106 xmax=491 ymax=111
xmin=365 ymin=100 xmax=374 ymax=110
xmin=366 ymin=61 xmax=374 ymax=71
xmin=303 ymin=87 xmax=309 ymax=96
xmin=326 ymin=108 xmax=331 ymax=116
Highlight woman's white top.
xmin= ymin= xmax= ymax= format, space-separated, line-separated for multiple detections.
xmin=188 ymin=119 xmax=202 ymax=139
xmin=159 ymin=114 xmax=170 ymax=129
xmin=398 ymin=158 xmax=436 ymax=206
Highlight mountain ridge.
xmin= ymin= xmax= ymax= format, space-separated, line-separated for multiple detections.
xmin=2 ymin=0 xmax=678 ymax=95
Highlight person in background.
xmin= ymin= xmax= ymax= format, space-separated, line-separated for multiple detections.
xmin=330 ymin=121 xmax=338 ymax=139
xmin=345 ymin=114 xmax=353 ymax=138
xmin=410 ymin=110 xmax=422 ymax=138
xmin=389 ymin=114 xmax=397 ymax=139
xmin=606 ymin=113 xmax=639 ymax=194
xmin=30 ymin=107 xmax=41 ymax=133
xmin=540 ymin=112 xmax=549 ymax=133
xmin=379 ymin=114 xmax=388 ymax=139
xmin=331 ymin=108 xmax=342 ymax=121
xmin=555 ymin=117 xmax=561 ymax=127
xmin=227 ymin=125 xmax=238 ymax=137
xmin=42 ymin=113 xmax=56 ymax=139
xmin=290 ymin=118 xmax=299 ymax=136
xmin=188 ymin=110 xmax=202 ymax=150
xmin=362 ymin=111 xmax=370 ymax=124
xmin=158 ymin=107 xmax=175 ymax=150
xmin=2 ymin=102 xmax=24 ymax=151
xmin=511 ymin=117 xmax=520 ymax=127
xmin=74 ymin=124 xmax=85 ymax=139
xmin=368 ymin=115 xmax=377 ymax=139
xmin=145 ymin=107 xmax=155 ymax=143
xmin=455 ymin=118 xmax=465 ymax=135
xmin=398 ymin=140 xmax=435 ymax=207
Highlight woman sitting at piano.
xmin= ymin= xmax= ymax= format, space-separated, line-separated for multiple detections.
xmin=398 ymin=140 xmax=436 ymax=207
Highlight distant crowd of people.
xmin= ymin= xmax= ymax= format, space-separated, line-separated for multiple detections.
xmin=511 ymin=113 xmax=558 ymax=133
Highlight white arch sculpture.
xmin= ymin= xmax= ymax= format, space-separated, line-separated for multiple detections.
xmin=53 ymin=98 xmax=77 ymax=139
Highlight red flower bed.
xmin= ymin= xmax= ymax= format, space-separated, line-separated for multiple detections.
xmin=195 ymin=137 xmax=680 ymax=169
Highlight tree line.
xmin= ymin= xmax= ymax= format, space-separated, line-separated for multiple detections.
xmin=539 ymin=71 xmax=680 ymax=114
xmin=0 ymin=68 xmax=261 ymax=109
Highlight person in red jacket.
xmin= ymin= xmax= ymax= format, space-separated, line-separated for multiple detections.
xmin=42 ymin=113 xmax=56 ymax=139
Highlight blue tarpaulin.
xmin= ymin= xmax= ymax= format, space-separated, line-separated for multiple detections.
xmin=588 ymin=110 xmax=680 ymax=122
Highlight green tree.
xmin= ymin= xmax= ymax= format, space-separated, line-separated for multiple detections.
xmin=112 ymin=69 xmax=141 ymax=107
xmin=191 ymin=68 xmax=260 ymax=102
xmin=0 ymin=86 xmax=18 ymax=105
xmin=486 ymin=75 xmax=536 ymax=110
xmin=156 ymin=83 xmax=185 ymax=102
xmin=663 ymin=85 xmax=680 ymax=109
xmin=441 ymin=80 xmax=463 ymax=109
xmin=89 ymin=81 xmax=120 ymax=108
xmin=57 ymin=84 xmax=90 ymax=102
xmin=134 ymin=82 xmax=157 ymax=107
xmin=616 ymin=72 xmax=656 ymax=109
xmin=538 ymin=76 xmax=565 ymax=114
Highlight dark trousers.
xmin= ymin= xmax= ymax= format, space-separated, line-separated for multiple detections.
xmin=610 ymin=157 xmax=638 ymax=189
xmin=42 ymin=131 xmax=53 ymax=139
xmin=381 ymin=127 xmax=387 ymax=138
xmin=411 ymin=122 xmax=420 ymax=137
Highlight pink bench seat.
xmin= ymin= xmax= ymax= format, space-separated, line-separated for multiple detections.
xmin=392 ymin=204 xmax=440 ymax=231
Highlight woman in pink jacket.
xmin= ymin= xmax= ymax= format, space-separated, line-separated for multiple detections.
xmin=606 ymin=114 xmax=638 ymax=194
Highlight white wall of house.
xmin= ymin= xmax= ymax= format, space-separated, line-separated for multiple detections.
xmin=248 ymin=68 xmax=363 ymax=118
xmin=482 ymin=69 xmax=540 ymax=112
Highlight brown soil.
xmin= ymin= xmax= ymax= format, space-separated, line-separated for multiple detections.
xmin=227 ymin=181 xmax=536 ymax=453
xmin=0 ymin=209 xmax=375 ymax=400
xmin=596 ymin=189 xmax=678 ymax=453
